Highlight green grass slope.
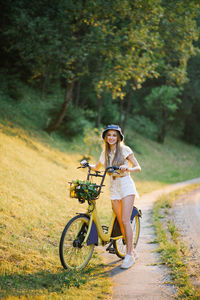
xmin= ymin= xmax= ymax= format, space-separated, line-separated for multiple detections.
xmin=130 ymin=131 xmax=200 ymax=194
xmin=0 ymin=123 xmax=112 ymax=299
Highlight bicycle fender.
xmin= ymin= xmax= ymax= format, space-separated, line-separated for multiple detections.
xmin=76 ymin=213 xmax=98 ymax=246
xmin=87 ymin=221 xmax=98 ymax=246
xmin=111 ymin=217 xmax=122 ymax=238
xmin=131 ymin=206 xmax=142 ymax=221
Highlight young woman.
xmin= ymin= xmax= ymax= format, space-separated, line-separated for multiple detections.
xmin=89 ymin=124 xmax=141 ymax=269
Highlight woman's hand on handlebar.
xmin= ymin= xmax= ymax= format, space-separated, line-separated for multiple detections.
xmin=119 ymin=164 xmax=128 ymax=171
xmin=80 ymin=160 xmax=100 ymax=171
xmin=107 ymin=166 xmax=119 ymax=173
xmin=80 ymin=160 xmax=89 ymax=168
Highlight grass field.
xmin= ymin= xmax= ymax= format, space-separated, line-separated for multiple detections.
xmin=0 ymin=120 xmax=200 ymax=299
xmin=0 ymin=123 xmax=112 ymax=299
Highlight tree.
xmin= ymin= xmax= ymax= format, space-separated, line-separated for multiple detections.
xmin=157 ymin=0 xmax=199 ymax=85
xmin=46 ymin=0 xmax=166 ymax=131
xmin=145 ymin=85 xmax=181 ymax=143
xmin=180 ymin=54 xmax=200 ymax=146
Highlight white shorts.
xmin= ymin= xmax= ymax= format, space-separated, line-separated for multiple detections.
xmin=109 ymin=175 xmax=139 ymax=200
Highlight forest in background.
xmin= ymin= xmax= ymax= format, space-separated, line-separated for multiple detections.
xmin=0 ymin=0 xmax=200 ymax=146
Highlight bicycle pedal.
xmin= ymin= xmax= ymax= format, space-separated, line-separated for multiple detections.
xmin=106 ymin=240 xmax=116 ymax=254
xmin=106 ymin=240 xmax=114 ymax=251
xmin=102 ymin=225 xmax=108 ymax=233
xmin=108 ymin=248 xmax=116 ymax=254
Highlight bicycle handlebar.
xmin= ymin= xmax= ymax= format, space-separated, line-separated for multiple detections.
xmin=79 ymin=160 xmax=119 ymax=173
xmin=107 ymin=166 xmax=119 ymax=173
xmin=75 ymin=161 xmax=121 ymax=197
xmin=78 ymin=160 xmax=89 ymax=169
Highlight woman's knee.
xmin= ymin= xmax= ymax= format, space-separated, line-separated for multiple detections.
xmin=121 ymin=217 xmax=130 ymax=227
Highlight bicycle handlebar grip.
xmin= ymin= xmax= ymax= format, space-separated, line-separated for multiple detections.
xmin=80 ymin=160 xmax=89 ymax=168
xmin=107 ymin=165 xmax=120 ymax=173
xmin=112 ymin=166 xmax=119 ymax=170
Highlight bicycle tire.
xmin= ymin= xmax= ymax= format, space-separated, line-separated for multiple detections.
xmin=113 ymin=214 xmax=140 ymax=259
xmin=59 ymin=214 xmax=95 ymax=270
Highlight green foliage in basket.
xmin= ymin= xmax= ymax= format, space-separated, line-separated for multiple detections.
xmin=70 ymin=180 xmax=99 ymax=202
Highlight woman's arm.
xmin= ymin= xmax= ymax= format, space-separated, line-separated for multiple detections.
xmin=127 ymin=153 xmax=141 ymax=172
xmin=89 ymin=161 xmax=102 ymax=171
xmin=119 ymin=153 xmax=141 ymax=173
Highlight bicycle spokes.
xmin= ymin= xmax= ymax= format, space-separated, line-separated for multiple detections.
xmin=59 ymin=215 xmax=95 ymax=270
xmin=113 ymin=215 xmax=140 ymax=259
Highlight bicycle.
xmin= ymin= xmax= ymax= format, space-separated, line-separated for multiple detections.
xmin=59 ymin=161 xmax=142 ymax=270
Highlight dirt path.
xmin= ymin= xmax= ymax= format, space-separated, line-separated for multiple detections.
xmin=103 ymin=178 xmax=200 ymax=300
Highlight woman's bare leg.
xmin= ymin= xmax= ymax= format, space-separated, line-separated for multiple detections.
xmin=111 ymin=200 xmax=126 ymax=239
xmin=121 ymin=195 xmax=135 ymax=255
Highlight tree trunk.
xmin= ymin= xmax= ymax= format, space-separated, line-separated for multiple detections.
xmin=81 ymin=95 xmax=89 ymax=107
xmin=96 ymin=95 xmax=101 ymax=128
xmin=42 ymin=75 xmax=48 ymax=99
xmin=42 ymin=63 xmax=49 ymax=98
xmin=122 ymin=92 xmax=131 ymax=132
xmin=157 ymin=110 xmax=167 ymax=143
xmin=74 ymin=80 xmax=81 ymax=108
xmin=45 ymin=82 xmax=74 ymax=133
xmin=157 ymin=126 xmax=166 ymax=143
xmin=119 ymin=99 xmax=123 ymax=127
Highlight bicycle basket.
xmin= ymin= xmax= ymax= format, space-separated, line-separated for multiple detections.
xmin=69 ymin=180 xmax=99 ymax=203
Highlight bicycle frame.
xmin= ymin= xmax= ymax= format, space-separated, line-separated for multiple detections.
xmin=79 ymin=165 xmax=122 ymax=245
xmin=83 ymin=202 xmax=122 ymax=245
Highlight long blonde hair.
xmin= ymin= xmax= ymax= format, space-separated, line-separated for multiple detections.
xmin=104 ymin=131 xmax=124 ymax=168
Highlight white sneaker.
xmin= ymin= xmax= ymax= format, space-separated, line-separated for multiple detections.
xmin=120 ymin=254 xmax=135 ymax=269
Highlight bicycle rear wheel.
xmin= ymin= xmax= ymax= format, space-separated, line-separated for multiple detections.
xmin=59 ymin=214 xmax=95 ymax=270
xmin=114 ymin=214 xmax=140 ymax=259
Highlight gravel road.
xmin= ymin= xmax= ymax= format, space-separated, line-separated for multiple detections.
xmin=103 ymin=178 xmax=200 ymax=300
xmin=170 ymin=187 xmax=200 ymax=290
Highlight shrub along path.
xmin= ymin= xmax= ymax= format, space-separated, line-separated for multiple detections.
xmin=102 ymin=178 xmax=200 ymax=300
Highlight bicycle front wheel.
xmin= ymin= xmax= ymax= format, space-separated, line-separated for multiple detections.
xmin=59 ymin=215 xmax=95 ymax=270
xmin=114 ymin=214 xmax=140 ymax=259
